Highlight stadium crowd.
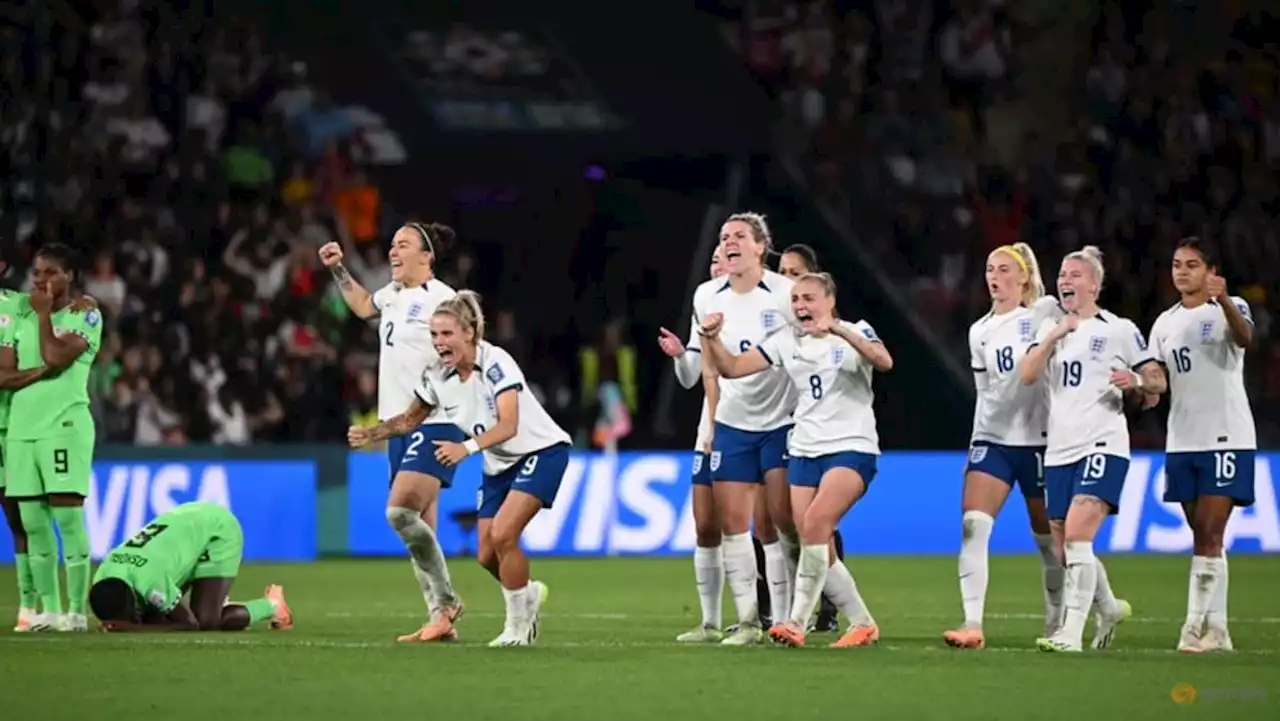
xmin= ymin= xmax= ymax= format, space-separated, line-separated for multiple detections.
xmin=0 ymin=1 xmax=585 ymax=446
xmin=712 ymin=0 xmax=1280 ymax=445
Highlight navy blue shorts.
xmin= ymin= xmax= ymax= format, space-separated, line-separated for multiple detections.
xmin=787 ymin=452 xmax=878 ymax=488
xmin=966 ymin=442 xmax=1046 ymax=499
xmin=691 ymin=451 xmax=712 ymax=487
xmin=478 ymin=443 xmax=571 ymax=520
xmin=710 ymin=422 xmax=791 ymax=483
xmin=1045 ymin=454 xmax=1129 ymax=520
xmin=390 ymin=423 xmax=469 ymax=488
xmin=1164 ymin=450 xmax=1256 ymax=507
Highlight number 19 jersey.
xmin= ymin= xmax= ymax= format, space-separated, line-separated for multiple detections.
xmin=1149 ymin=298 xmax=1257 ymax=453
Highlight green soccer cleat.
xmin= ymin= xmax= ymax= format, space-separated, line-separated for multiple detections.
xmin=676 ymin=625 xmax=725 ymax=643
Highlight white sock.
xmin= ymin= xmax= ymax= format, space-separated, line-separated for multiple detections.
xmin=763 ymin=541 xmax=791 ymax=623
xmin=1060 ymin=541 xmax=1098 ymax=645
xmin=387 ymin=507 xmax=457 ymax=608
xmin=721 ymin=532 xmax=760 ymax=626
xmin=501 ymin=585 xmax=529 ymax=629
xmin=823 ymin=560 xmax=874 ymax=626
xmin=1184 ymin=555 xmax=1218 ymax=628
xmin=1206 ymin=553 xmax=1229 ymax=631
xmin=779 ymin=532 xmax=799 ymax=614
xmin=1092 ymin=556 xmax=1119 ymax=616
xmin=693 ymin=545 xmax=724 ymax=629
xmin=1033 ymin=532 xmax=1065 ymax=628
xmin=958 ymin=511 xmax=994 ymax=628
xmin=788 ymin=544 xmax=829 ymax=626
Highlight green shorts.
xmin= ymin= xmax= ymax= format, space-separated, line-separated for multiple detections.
xmin=192 ymin=507 xmax=245 ymax=580
xmin=4 ymin=434 xmax=95 ymax=498
xmin=0 ymin=434 xmax=8 ymax=491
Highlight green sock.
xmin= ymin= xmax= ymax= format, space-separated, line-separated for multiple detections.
xmin=14 ymin=553 xmax=38 ymax=609
xmin=242 ymin=598 xmax=276 ymax=625
xmin=51 ymin=506 xmax=90 ymax=615
xmin=18 ymin=501 xmax=62 ymax=614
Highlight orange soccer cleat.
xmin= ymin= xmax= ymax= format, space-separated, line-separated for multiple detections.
xmin=265 ymin=585 xmax=293 ymax=630
xmin=768 ymin=621 xmax=807 ymax=647
xmin=397 ymin=604 xmax=464 ymax=643
xmin=830 ymin=624 xmax=880 ymax=648
xmin=943 ymin=627 xmax=986 ymax=649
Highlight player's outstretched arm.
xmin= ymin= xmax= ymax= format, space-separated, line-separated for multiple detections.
xmin=352 ymin=397 xmax=433 ymax=446
xmin=318 ymin=242 xmax=377 ymax=319
xmin=0 ymin=345 xmax=47 ymax=390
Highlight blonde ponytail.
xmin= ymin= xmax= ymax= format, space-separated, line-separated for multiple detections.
xmin=1010 ymin=242 xmax=1045 ymax=303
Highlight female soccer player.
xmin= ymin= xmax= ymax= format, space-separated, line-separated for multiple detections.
xmin=672 ymin=246 xmax=729 ymax=643
xmin=659 ymin=213 xmax=799 ymax=645
xmin=701 ymin=272 xmax=891 ymax=648
xmin=1020 ymin=246 xmax=1166 ymax=653
xmin=773 ymin=241 xmax=843 ymax=632
xmin=6 ymin=243 xmax=103 ymax=632
xmin=323 ymin=222 xmax=464 ymax=642
xmin=1147 ymin=237 xmax=1256 ymax=653
xmin=943 ymin=243 xmax=1067 ymax=650
xmin=354 ymin=292 xmax=571 ymax=647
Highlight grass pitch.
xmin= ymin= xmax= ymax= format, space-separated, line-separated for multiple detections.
xmin=1 ymin=555 xmax=1277 ymax=720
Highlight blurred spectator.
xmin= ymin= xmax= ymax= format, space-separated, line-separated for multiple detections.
xmin=333 ymin=170 xmax=381 ymax=245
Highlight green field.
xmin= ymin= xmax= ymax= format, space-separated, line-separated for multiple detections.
xmin=1 ymin=555 xmax=1277 ymax=720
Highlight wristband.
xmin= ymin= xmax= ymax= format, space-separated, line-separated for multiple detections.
xmin=463 ymin=439 xmax=481 ymax=455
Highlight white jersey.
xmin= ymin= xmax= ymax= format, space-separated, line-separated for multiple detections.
xmin=689 ymin=270 xmax=798 ymax=432
xmin=1149 ymin=297 xmax=1257 ymax=452
xmin=969 ymin=297 xmax=1062 ymax=447
xmin=1034 ymin=309 xmax=1155 ymax=466
xmin=373 ymin=279 xmax=456 ymax=421
xmin=469 ymin=341 xmax=571 ymax=475
xmin=757 ymin=321 xmax=880 ymax=457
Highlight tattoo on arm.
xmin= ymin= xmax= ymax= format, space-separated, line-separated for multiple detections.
xmin=368 ymin=400 xmax=431 ymax=442
xmin=329 ymin=263 xmax=354 ymax=290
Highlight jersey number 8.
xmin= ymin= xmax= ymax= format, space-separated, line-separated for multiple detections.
xmin=808 ymin=374 xmax=823 ymax=399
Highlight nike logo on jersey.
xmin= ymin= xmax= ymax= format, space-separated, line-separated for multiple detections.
xmin=1081 ymin=480 xmax=1098 ymax=486
xmin=444 ymin=406 xmax=459 ymax=412
xmin=1216 ymin=480 xmax=1233 ymax=487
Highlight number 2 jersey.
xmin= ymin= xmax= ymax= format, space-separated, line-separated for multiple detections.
xmin=968 ymin=297 xmax=1062 ymax=448
xmin=1149 ymin=297 xmax=1257 ymax=453
xmin=373 ymin=279 xmax=456 ymax=422
xmin=1032 ymin=309 xmax=1156 ymax=466
xmin=94 ymin=502 xmax=240 ymax=614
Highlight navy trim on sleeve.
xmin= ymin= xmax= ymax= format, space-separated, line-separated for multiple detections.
xmin=756 ymin=345 xmax=773 ymax=365
xmin=972 ymin=366 xmax=987 ymax=372
xmin=494 ymin=384 xmax=524 ymax=398
xmin=1131 ymin=359 xmax=1158 ymax=372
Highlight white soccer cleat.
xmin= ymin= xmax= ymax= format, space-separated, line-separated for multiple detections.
xmin=1091 ymin=599 xmax=1132 ymax=649
xmin=720 ymin=624 xmax=765 ymax=646
xmin=56 ymin=613 xmax=89 ymax=632
xmin=1176 ymin=623 xmax=1203 ymax=653
xmin=28 ymin=612 xmax=60 ymax=632
xmin=676 ymin=625 xmax=726 ymax=643
xmin=13 ymin=607 xmax=38 ymax=632
xmin=1199 ymin=627 xmax=1234 ymax=652
xmin=488 ymin=622 xmax=533 ymax=648
xmin=1035 ymin=635 xmax=1082 ymax=653
xmin=528 ymin=581 xmax=549 ymax=641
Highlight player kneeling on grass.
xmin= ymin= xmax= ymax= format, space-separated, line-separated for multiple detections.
xmin=89 ymin=501 xmax=292 ymax=632
xmin=702 ymin=272 xmax=891 ymax=648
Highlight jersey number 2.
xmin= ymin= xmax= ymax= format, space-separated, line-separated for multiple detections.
xmin=384 ymin=321 xmax=396 ymax=347
xmin=125 ymin=523 xmax=169 ymax=549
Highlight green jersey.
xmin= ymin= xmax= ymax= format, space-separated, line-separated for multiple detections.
xmin=94 ymin=502 xmax=240 ymax=613
xmin=0 ymin=289 xmax=28 ymax=431
xmin=7 ymin=303 xmax=102 ymax=440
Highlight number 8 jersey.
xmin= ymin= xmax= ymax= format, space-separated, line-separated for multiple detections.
xmin=1148 ymin=298 xmax=1257 ymax=453
xmin=1032 ymin=310 xmax=1156 ymax=466
xmin=756 ymin=320 xmax=880 ymax=457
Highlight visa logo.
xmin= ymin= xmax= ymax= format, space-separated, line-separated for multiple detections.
xmin=1109 ymin=457 xmax=1280 ymax=552
xmin=85 ymin=464 xmax=232 ymax=559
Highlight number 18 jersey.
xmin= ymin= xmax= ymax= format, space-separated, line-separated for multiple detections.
xmin=968 ymin=297 xmax=1061 ymax=447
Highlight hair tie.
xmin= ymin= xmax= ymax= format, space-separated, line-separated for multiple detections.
xmin=992 ymin=245 xmax=1028 ymax=274
xmin=407 ymin=223 xmax=434 ymax=255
